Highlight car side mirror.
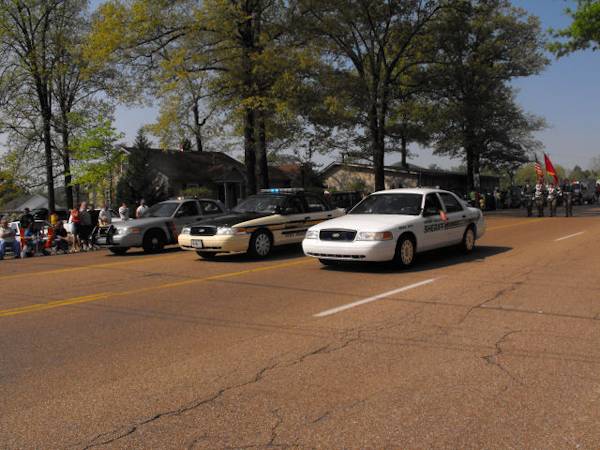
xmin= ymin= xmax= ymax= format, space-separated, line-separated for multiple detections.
xmin=175 ymin=209 xmax=186 ymax=217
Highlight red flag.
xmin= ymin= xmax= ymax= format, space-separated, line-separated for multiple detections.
xmin=544 ymin=153 xmax=559 ymax=184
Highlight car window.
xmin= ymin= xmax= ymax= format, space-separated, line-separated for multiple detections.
xmin=304 ymin=194 xmax=329 ymax=212
xmin=284 ymin=197 xmax=304 ymax=214
xmin=200 ymin=201 xmax=222 ymax=215
xmin=177 ymin=201 xmax=199 ymax=217
xmin=233 ymin=195 xmax=286 ymax=214
xmin=439 ymin=193 xmax=463 ymax=213
xmin=423 ymin=194 xmax=443 ymax=214
xmin=144 ymin=202 xmax=179 ymax=218
xmin=349 ymin=194 xmax=422 ymax=215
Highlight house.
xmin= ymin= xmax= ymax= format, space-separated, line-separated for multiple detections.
xmin=1 ymin=193 xmax=65 ymax=213
xmin=132 ymin=149 xmax=247 ymax=208
xmin=321 ymin=162 xmax=500 ymax=195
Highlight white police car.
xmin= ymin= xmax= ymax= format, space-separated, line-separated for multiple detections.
xmin=302 ymin=188 xmax=485 ymax=267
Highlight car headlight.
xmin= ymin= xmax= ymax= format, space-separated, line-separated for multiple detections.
xmin=216 ymin=227 xmax=245 ymax=235
xmin=181 ymin=226 xmax=191 ymax=235
xmin=356 ymin=231 xmax=393 ymax=241
xmin=116 ymin=227 xmax=141 ymax=235
xmin=305 ymin=229 xmax=319 ymax=239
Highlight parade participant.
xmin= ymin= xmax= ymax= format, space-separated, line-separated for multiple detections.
xmin=0 ymin=218 xmax=21 ymax=260
xmin=523 ymin=183 xmax=534 ymax=217
xmin=135 ymin=199 xmax=148 ymax=219
xmin=534 ymin=182 xmax=545 ymax=217
xmin=547 ymin=183 xmax=559 ymax=217
xmin=562 ymin=178 xmax=574 ymax=217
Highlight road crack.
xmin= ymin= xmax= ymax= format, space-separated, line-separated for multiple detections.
xmin=481 ymin=330 xmax=525 ymax=386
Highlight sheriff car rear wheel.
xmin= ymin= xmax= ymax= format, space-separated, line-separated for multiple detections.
xmin=461 ymin=226 xmax=476 ymax=254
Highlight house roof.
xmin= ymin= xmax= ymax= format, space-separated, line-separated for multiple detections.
xmin=321 ymin=161 xmax=498 ymax=180
xmin=131 ymin=148 xmax=246 ymax=183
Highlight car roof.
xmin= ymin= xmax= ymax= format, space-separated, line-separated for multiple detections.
xmin=371 ymin=188 xmax=452 ymax=195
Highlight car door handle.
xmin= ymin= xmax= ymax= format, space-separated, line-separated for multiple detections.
xmin=327 ymin=214 xmax=332 ymax=218
xmin=304 ymin=216 xmax=311 ymax=220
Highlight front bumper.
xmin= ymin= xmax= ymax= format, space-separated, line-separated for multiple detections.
xmin=302 ymin=238 xmax=396 ymax=262
xmin=178 ymin=233 xmax=250 ymax=253
xmin=93 ymin=227 xmax=143 ymax=248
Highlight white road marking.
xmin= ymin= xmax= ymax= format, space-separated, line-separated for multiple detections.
xmin=554 ymin=231 xmax=585 ymax=242
xmin=314 ymin=278 xmax=436 ymax=318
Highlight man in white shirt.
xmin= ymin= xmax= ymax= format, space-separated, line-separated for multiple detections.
xmin=98 ymin=204 xmax=112 ymax=226
xmin=0 ymin=218 xmax=21 ymax=260
xmin=136 ymin=199 xmax=149 ymax=219
xmin=118 ymin=203 xmax=130 ymax=221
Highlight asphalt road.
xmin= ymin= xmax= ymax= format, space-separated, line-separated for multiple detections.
xmin=2 ymin=206 xmax=600 ymax=449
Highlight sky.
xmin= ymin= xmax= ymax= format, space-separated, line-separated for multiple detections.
xmin=103 ymin=0 xmax=599 ymax=171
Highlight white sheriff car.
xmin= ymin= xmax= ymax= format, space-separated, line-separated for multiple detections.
xmin=302 ymin=188 xmax=485 ymax=267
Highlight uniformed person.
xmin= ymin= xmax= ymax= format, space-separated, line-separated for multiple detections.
xmin=547 ymin=183 xmax=559 ymax=217
xmin=523 ymin=183 xmax=534 ymax=217
xmin=562 ymin=178 xmax=574 ymax=217
xmin=534 ymin=182 xmax=545 ymax=217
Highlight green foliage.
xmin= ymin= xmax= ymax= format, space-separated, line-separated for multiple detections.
xmin=71 ymin=116 xmax=125 ymax=202
xmin=0 ymin=169 xmax=26 ymax=209
xmin=115 ymin=129 xmax=169 ymax=206
xmin=551 ymin=0 xmax=600 ymax=56
xmin=515 ymin=163 xmax=567 ymax=185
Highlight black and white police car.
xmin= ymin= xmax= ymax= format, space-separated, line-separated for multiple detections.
xmin=302 ymin=188 xmax=486 ymax=267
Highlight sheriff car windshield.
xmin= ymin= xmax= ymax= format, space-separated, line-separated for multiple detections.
xmin=143 ymin=202 xmax=179 ymax=218
xmin=233 ymin=195 xmax=286 ymax=214
xmin=349 ymin=193 xmax=423 ymax=215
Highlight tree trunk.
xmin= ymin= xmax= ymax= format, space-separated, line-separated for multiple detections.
xmin=244 ymin=108 xmax=257 ymax=195
xmin=401 ymin=135 xmax=408 ymax=168
xmin=42 ymin=110 xmax=55 ymax=211
xmin=61 ymin=114 xmax=74 ymax=209
xmin=192 ymin=99 xmax=203 ymax=152
xmin=256 ymin=112 xmax=269 ymax=190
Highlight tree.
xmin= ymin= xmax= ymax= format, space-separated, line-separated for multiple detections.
xmin=116 ymin=129 xmax=168 ymax=206
xmin=551 ymin=0 xmax=600 ymax=56
xmin=430 ymin=0 xmax=548 ymax=191
xmin=0 ymin=0 xmax=79 ymax=211
xmin=86 ymin=0 xmax=304 ymax=194
xmin=299 ymin=0 xmax=444 ymax=191
xmin=71 ymin=116 xmax=124 ymax=204
xmin=0 ymin=168 xmax=26 ymax=209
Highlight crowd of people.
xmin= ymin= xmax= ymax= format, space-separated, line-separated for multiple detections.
xmin=0 ymin=199 xmax=149 ymax=260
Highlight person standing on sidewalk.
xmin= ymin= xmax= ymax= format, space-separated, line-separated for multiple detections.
xmin=135 ymin=199 xmax=148 ymax=219
xmin=118 ymin=202 xmax=130 ymax=221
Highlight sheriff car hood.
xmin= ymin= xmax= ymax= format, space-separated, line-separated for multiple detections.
xmin=190 ymin=212 xmax=268 ymax=228
xmin=311 ymin=214 xmax=419 ymax=232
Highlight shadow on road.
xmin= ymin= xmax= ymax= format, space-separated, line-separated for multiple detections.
xmin=319 ymin=245 xmax=512 ymax=274
xmin=194 ymin=245 xmax=306 ymax=263
xmin=104 ymin=246 xmax=183 ymax=257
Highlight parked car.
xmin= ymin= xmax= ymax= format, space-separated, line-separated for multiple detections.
xmin=93 ymin=198 xmax=227 ymax=254
xmin=572 ymin=180 xmax=596 ymax=205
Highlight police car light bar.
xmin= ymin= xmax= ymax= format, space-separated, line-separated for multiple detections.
xmin=260 ymin=188 xmax=305 ymax=193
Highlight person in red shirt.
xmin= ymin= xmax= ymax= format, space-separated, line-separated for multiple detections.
xmin=69 ymin=207 xmax=81 ymax=252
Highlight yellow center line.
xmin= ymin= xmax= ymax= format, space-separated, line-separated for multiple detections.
xmin=0 ymin=258 xmax=312 ymax=319
xmin=0 ymin=252 xmax=185 ymax=282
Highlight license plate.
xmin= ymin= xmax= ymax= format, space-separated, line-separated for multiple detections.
xmin=191 ymin=239 xmax=203 ymax=249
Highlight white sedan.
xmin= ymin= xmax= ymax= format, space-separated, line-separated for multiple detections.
xmin=302 ymin=188 xmax=485 ymax=267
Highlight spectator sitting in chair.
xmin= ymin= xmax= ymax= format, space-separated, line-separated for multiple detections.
xmin=21 ymin=222 xmax=40 ymax=258
xmin=53 ymin=221 xmax=69 ymax=254
xmin=0 ymin=218 xmax=21 ymax=260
